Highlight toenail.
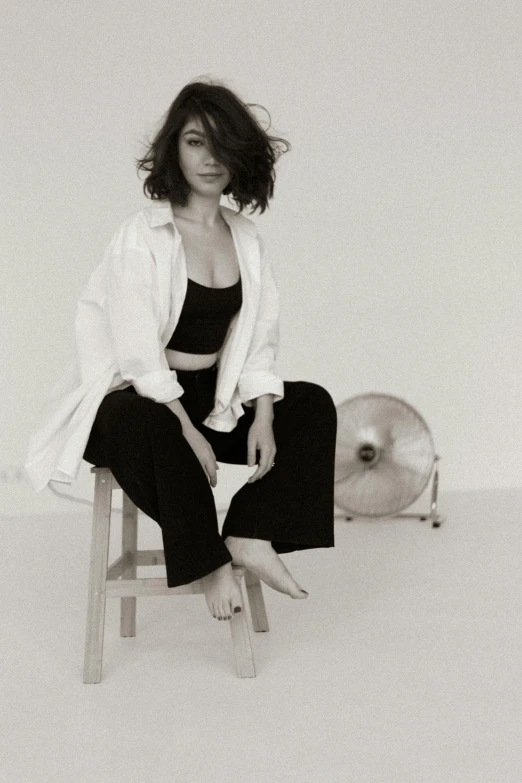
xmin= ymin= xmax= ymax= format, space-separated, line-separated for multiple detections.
xmin=234 ymin=606 xmax=242 ymax=613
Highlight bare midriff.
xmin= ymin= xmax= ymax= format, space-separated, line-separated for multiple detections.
xmin=165 ymin=211 xmax=240 ymax=372
xmin=165 ymin=348 xmax=219 ymax=371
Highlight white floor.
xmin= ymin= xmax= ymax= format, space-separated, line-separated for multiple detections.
xmin=1 ymin=487 xmax=521 ymax=783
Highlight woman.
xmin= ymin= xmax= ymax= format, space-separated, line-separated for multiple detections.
xmin=25 ymin=80 xmax=337 ymax=623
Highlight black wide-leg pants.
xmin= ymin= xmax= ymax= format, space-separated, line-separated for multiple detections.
xmin=83 ymin=363 xmax=337 ymax=588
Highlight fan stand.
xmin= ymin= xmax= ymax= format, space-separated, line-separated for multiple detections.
xmin=341 ymin=455 xmax=445 ymax=528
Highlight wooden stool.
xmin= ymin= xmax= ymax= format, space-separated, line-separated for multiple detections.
xmin=83 ymin=467 xmax=269 ymax=682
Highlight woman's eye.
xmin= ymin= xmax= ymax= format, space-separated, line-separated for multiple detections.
xmin=188 ymin=139 xmax=202 ymax=146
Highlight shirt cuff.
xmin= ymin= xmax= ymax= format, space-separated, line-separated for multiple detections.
xmin=238 ymin=372 xmax=284 ymax=407
xmin=131 ymin=369 xmax=185 ymax=403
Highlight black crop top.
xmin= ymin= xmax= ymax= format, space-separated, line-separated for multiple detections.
xmin=166 ymin=277 xmax=242 ymax=354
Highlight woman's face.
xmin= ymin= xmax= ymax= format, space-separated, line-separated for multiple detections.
xmin=177 ymin=115 xmax=231 ymax=195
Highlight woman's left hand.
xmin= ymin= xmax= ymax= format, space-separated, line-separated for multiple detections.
xmin=247 ymin=419 xmax=277 ymax=483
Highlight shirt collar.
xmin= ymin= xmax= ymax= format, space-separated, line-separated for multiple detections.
xmin=148 ymin=201 xmax=257 ymax=236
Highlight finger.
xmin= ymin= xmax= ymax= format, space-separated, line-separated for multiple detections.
xmin=248 ymin=467 xmax=262 ymax=483
xmin=209 ymin=448 xmax=218 ymax=474
xmin=258 ymin=451 xmax=270 ymax=478
xmin=261 ymin=445 xmax=277 ymax=471
xmin=247 ymin=438 xmax=257 ymax=467
xmin=248 ymin=453 xmax=270 ymax=483
xmin=207 ymin=460 xmax=218 ymax=487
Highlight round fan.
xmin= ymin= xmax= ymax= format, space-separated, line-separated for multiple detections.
xmin=335 ymin=392 xmax=438 ymax=520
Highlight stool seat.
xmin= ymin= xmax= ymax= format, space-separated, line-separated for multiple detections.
xmin=84 ymin=466 xmax=269 ymax=682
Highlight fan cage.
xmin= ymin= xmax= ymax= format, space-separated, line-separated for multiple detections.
xmin=334 ymin=392 xmax=436 ymax=518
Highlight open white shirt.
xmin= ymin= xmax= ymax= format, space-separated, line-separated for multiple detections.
xmin=25 ymin=201 xmax=284 ymax=492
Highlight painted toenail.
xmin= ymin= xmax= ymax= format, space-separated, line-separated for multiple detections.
xmin=234 ymin=607 xmax=242 ymax=613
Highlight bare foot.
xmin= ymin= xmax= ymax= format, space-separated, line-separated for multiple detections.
xmin=224 ymin=536 xmax=308 ymax=599
xmin=200 ymin=562 xmax=243 ymax=621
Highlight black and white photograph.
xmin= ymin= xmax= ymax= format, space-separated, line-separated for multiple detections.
xmin=2 ymin=1 xmax=521 ymax=781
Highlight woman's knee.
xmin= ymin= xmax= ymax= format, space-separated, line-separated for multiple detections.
xmin=99 ymin=392 xmax=184 ymax=441
xmin=291 ymin=381 xmax=337 ymax=422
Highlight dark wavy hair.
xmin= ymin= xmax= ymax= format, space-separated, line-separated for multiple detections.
xmin=135 ymin=78 xmax=291 ymax=215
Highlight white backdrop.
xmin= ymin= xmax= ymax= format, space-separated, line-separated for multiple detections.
xmin=2 ymin=0 xmax=521 ymax=516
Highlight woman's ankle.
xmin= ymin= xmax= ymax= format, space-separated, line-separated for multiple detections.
xmin=202 ymin=561 xmax=233 ymax=582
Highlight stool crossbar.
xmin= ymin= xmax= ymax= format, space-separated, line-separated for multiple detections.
xmin=84 ymin=467 xmax=269 ymax=682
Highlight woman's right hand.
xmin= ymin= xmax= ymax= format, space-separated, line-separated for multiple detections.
xmin=181 ymin=424 xmax=219 ymax=487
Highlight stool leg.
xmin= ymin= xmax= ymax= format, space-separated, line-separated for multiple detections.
xmin=228 ymin=574 xmax=256 ymax=678
xmin=83 ymin=473 xmax=112 ymax=684
xmin=120 ymin=493 xmax=137 ymax=637
xmin=244 ymin=569 xmax=270 ymax=632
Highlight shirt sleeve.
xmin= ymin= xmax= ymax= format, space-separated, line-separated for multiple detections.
xmin=237 ymin=232 xmax=285 ymax=406
xmin=106 ymin=226 xmax=185 ymax=404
